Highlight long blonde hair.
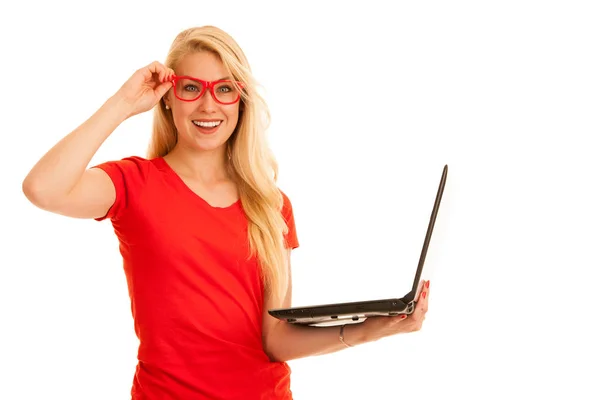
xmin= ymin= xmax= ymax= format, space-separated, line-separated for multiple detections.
xmin=148 ymin=26 xmax=289 ymax=304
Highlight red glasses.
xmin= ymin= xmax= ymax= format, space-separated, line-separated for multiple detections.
xmin=171 ymin=75 xmax=245 ymax=105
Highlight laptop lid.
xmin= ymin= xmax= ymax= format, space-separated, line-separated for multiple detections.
xmin=402 ymin=164 xmax=448 ymax=304
xmin=268 ymin=164 xmax=448 ymax=324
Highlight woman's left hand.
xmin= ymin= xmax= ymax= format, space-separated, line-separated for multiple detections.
xmin=358 ymin=280 xmax=430 ymax=343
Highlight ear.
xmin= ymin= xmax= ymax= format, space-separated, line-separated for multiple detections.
xmin=162 ymin=89 xmax=173 ymax=109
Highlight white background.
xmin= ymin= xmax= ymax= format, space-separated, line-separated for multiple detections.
xmin=1 ymin=1 xmax=599 ymax=399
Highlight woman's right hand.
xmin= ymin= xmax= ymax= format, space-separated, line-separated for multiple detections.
xmin=114 ymin=61 xmax=175 ymax=118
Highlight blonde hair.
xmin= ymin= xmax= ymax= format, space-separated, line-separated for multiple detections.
xmin=147 ymin=26 xmax=289 ymax=304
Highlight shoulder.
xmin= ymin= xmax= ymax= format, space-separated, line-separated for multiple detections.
xmin=93 ymin=155 xmax=153 ymax=173
xmin=92 ymin=156 xmax=167 ymax=182
xmin=277 ymin=188 xmax=299 ymax=248
xmin=91 ymin=156 xmax=159 ymax=221
xmin=278 ymin=188 xmax=294 ymax=212
xmin=277 ymin=188 xmax=297 ymax=224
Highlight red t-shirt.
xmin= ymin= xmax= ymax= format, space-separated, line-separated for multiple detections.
xmin=93 ymin=156 xmax=299 ymax=400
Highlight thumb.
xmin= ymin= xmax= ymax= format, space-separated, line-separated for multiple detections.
xmin=155 ymin=80 xmax=173 ymax=98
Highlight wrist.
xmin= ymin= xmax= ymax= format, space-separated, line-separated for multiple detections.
xmin=105 ymin=93 xmax=136 ymax=122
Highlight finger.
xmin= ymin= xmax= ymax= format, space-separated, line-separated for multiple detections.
xmin=422 ymin=287 xmax=430 ymax=313
xmin=420 ymin=280 xmax=430 ymax=299
xmin=416 ymin=280 xmax=427 ymax=302
xmin=394 ymin=314 xmax=408 ymax=324
xmin=161 ymin=66 xmax=173 ymax=83
xmin=139 ymin=65 xmax=153 ymax=81
xmin=155 ymin=80 xmax=173 ymax=98
xmin=147 ymin=60 xmax=163 ymax=73
xmin=161 ymin=66 xmax=174 ymax=83
xmin=159 ymin=65 xmax=168 ymax=82
xmin=414 ymin=295 xmax=429 ymax=316
xmin=144 ymin=61 xmax=157 ymax=78
xmin=148 ymin=61 xmax=169 ymax=81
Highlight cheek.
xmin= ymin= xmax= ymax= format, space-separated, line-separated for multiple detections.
xmin=228 ymin=113 xmax=239 ymax=127
xmin=173 ymin=105 xmax=194 ymax=123
xmin=226 ymin=106 xmax=241 ymax=126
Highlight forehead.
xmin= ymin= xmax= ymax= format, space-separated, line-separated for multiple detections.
xmin=176 ymin=51 xmax=228 ymax=80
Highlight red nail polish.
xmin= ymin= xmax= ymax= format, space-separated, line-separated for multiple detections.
xmin=426 ymin=280 xmax=430 ymax=288
xmin=422 ymin=292 xmax=426 ymax=299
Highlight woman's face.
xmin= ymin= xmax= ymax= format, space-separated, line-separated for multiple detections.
xmin=165 ymin=51 xmax=241 ymax=154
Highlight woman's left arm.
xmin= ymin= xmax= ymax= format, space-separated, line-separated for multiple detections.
xmin=262 ymin=250 xmax=430 ymax=362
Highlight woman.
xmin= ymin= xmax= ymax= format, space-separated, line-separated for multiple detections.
xmin=22 ymin=25 xmax=430 ymax=399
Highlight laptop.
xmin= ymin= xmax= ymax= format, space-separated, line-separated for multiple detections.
xmin=268 ymin=165 xmax=448 ymax=327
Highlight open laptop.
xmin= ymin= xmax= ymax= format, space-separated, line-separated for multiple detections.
xmin=268 ymin=165 xmax=448 ymax=327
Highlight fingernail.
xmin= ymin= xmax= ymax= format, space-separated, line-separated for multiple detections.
xmin=422 ymin=292 xmax=427 ymax=299
xmin=426 ymin=280 xmax=430 ymax=289
xmin=400 ymin=315 xmax=407 ymax=319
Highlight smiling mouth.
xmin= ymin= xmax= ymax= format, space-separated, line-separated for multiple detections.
xmin=192 ymin=120 xmax=222 ymax=128
xmin=192 ymin=120 xmax=223 ymax=135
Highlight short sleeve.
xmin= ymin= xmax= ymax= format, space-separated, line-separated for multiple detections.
xmin=91 ymin=156 xmax=149 ymax=222
xmin=280 ymin=190 xmax=299 ymax=249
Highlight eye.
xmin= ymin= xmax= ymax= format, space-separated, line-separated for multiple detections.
xmin=216 ymin=85 xmax=232 ymax=93
xmin=184 ymin=84 xmax=200 ymax=92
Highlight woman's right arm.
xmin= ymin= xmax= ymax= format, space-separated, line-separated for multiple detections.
xmin=22 ymin=61 xmax=174 ymax=219
xmin=22 ymin=96 xmax=132 ymax=219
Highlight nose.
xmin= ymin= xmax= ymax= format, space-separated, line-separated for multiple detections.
xmin=196 ymin=87 xmax=218 ymax=110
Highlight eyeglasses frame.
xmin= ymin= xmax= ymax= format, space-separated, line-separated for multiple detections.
xmin=170 ymin=75 xmax=245 ymax=105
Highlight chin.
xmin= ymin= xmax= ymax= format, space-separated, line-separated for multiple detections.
xmin=177 ymin=122 xmax=235 ymax=153
xmin=190 ymin=134 xmax=230 ymax=153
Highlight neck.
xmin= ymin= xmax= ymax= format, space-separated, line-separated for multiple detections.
xmin=164 ymin=143 xmax=232 ymax=184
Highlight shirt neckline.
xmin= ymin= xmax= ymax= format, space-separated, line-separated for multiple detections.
xmin=155 ymin=157 xmax=242 ymax=211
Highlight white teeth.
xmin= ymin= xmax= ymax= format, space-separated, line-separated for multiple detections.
xmin=193 ymin=120 xmax=221 ymax=128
